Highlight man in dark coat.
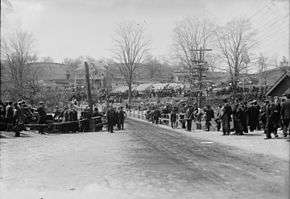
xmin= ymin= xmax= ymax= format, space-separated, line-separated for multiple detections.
xmin=68 ymin=104 xmax=78 ymax=132
xmin=0 ymin=102 xmax=5 ymax=131
xmin=117 ymin=107 xmax=126 ymax=130
xmin=248 ymin=101 xmax=260 ymax=132
xmin=204 ymin=105 xmax=214 ymax=131
xmin=13 ymin=103 xmax=25 ymax=137
xmin=179 ymin=111 xmax=186 ymax=129
xmin=93 ymin=107 xmax=103 ymax=131
xmin=107 ymin=107 xmax=116 ymax=133
xmin=265 ymin=100 xmax=279 ymax=139
xmin=80 ymin=106 xmax=91 ymax=132
xmin=153 ymin=108 xmax=161 ymax=124
xmin=186 ymin=106 xmax=195 ymax=131
xmin=221 ymin=99 xmax=232 ymax=135
xmin=281 ymin=93 xmax=290 ymax=138
xmin=170 ymin=108 xmax=178 ymax=129
xmin=37 ymin=102 xmax=47 ymax=134
xmin=240 ymin=103 xmax=248 ymax=134
xmin=232 ymin=102 xmax=242 ymax=135
xmin=5 ymin=101 xmax=14 ymax=131
xmin=272 ymin=97 xmax=281 ymax=135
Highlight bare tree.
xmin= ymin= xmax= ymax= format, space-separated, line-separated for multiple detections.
xmin=1 ymin=30 xmax=38 ymax=101
xmin=257 ymin=54 xmax=268 ymax=94
xmin=144 ymin=55 xmax=162 ymax=79
xmin=215 ymin=18 xmax=257 ymax=96
xmin=172 ymin=17 xmax=214 ymax=85
xmin=112 ymin=21 xmax=150 ymax=105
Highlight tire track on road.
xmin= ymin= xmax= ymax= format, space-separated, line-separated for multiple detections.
xmin=126 ymin=119 xmax=288 ymax=197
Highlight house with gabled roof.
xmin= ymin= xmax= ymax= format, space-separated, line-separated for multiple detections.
xmin=266 ymin=71 xmax=290 ymax=97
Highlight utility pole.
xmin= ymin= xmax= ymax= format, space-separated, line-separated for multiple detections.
xmin=0 ymin=0 xmax=2 ymax=102
xmin=85 ymin=61 xmax=93 ymax=113
xmin=190 ymin=47 xmax=212 ymax=108
xmin=84 ymin=61 xmax=96 ymax=132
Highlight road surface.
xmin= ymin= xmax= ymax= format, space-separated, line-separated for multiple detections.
xmin=1 ymin=119 xmax=289 ymax=199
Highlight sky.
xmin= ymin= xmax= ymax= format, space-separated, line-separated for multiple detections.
xmin=1 ymin=0 xmax=289 ymax=67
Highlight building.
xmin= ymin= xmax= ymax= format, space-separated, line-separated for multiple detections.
xmin=266 ymin=71 xmax=290 ymax=97
xmin=29 ymin=62 xmax=73 ymax=88
xmin=74 ymin=63 xmax=106 ymax=92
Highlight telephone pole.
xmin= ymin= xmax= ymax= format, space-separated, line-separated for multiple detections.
xmin=84 ymin=61 xmax=93 ymax=113
xmin=190 ymin=47 xmax=212 ymax=108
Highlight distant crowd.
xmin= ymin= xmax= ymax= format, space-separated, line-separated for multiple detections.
xmin=143 ymin=94 xmax=290 ymax=139
xmin=2 ymin=92 xmax=290 ymax=140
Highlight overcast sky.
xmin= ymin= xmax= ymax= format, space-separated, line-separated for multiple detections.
xmin=2 ymin=0 xmax=289 ymax=65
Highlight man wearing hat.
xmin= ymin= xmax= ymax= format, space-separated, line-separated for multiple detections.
xmin=106 ymin=106 xmax=116 ymax=133
xmin=37 ymin=101 xmax=47 ymax=134
xmin=5 ymin=101 xmax=14 ymax=131
xmin=281 ymin=92 xmax=290 ymax=138
xmin=117 ymin=106 xmax=126 ymax=130
xmin=248 ymin=100 xmax=260 ymax=132
xmin=221 ymin=99 xmax=232 ymax=135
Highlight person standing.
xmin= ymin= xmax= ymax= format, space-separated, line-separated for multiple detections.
xmin=80 ymin=106 xmax=91 ymax=132
xmin=117 ymin=107 xmax=126 ymax=130
xmin=281 ymin=93 xmax=290 ymax=138
xmin=0 ymin=102 xmax=5 ymax=131
xmin=215 ymin=105 xmax=222 ymax=131
xmin=37 ymin=102 xmax=47 ymax=134
xmin=186 ymin=106 xmax=194 ymax=131
xmin=179 ymin=111 xmax=186 ymax=129
xmin=69 ymin=104 xmax=78 ymax=132
xmin=153 ymin=108 xmax=161 ymax=124
xmin=260 ymin=102 xmax=268 ymax=131
xmin=170 ymin=108 xmax=177 ymax=129
xmin=240 ymin=103 xmax=248 ymax=134
xmin=272 ymin=97 xmax=281 ymax=136
xmin=204 ymin=105 xmax=214 ymax=131
xmin=248 ymin=101 xmax=260 ymax=132
xmin=232 ymin=101 xmax=240 ymax=135
xmin=13 ymin=103 xmax=24 ymax=137
xmin=93 ymin=107 xmax=103 ymax=131
xmin=265 ymin=99 xmax=278 ymax=139
xmin=5 ymin=101 xmax=14 ymax=131
xmin=107 ymin=106 xmax=115 ymax=133
xmin=221 ymin=99 xmax=232 ymax=135
xmin=234 ymin=103 xmax=244 ymax=135
xmin=195 ymin=106 xmax=203 ymax=130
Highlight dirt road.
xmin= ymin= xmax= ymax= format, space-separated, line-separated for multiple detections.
xmin=1 ymin=119 xmax=289 ymax=198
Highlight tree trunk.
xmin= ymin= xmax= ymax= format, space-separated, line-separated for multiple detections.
xmin=128 ymin=83 xmax=132 ymax=106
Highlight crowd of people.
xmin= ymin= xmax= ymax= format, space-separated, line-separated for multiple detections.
xmin=0 ymin=99 xmax=127 ymax=136
xmin=0 ymin=100 xmax=44 ymax=136
xmin=1 ymin=92 xmax=290 ymax=140
xmin=144 ymin=93 xmax=290 ymax=140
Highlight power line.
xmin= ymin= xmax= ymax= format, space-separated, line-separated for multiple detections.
xmin=254 ymin=11 xmax=289 ymax=33
xmin=258 ymin=25 xmax=289 ymax=45
xmin=255 ymin=13 xmax=289 ymax=38
xmin=240 ymin=0 xmax=269 ymax=20
xmin=246 ymin=0 xmax=273 ymax=22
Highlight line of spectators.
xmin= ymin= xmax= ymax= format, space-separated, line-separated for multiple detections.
xmin=143 ymin=94 xmax=290 ymax=140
